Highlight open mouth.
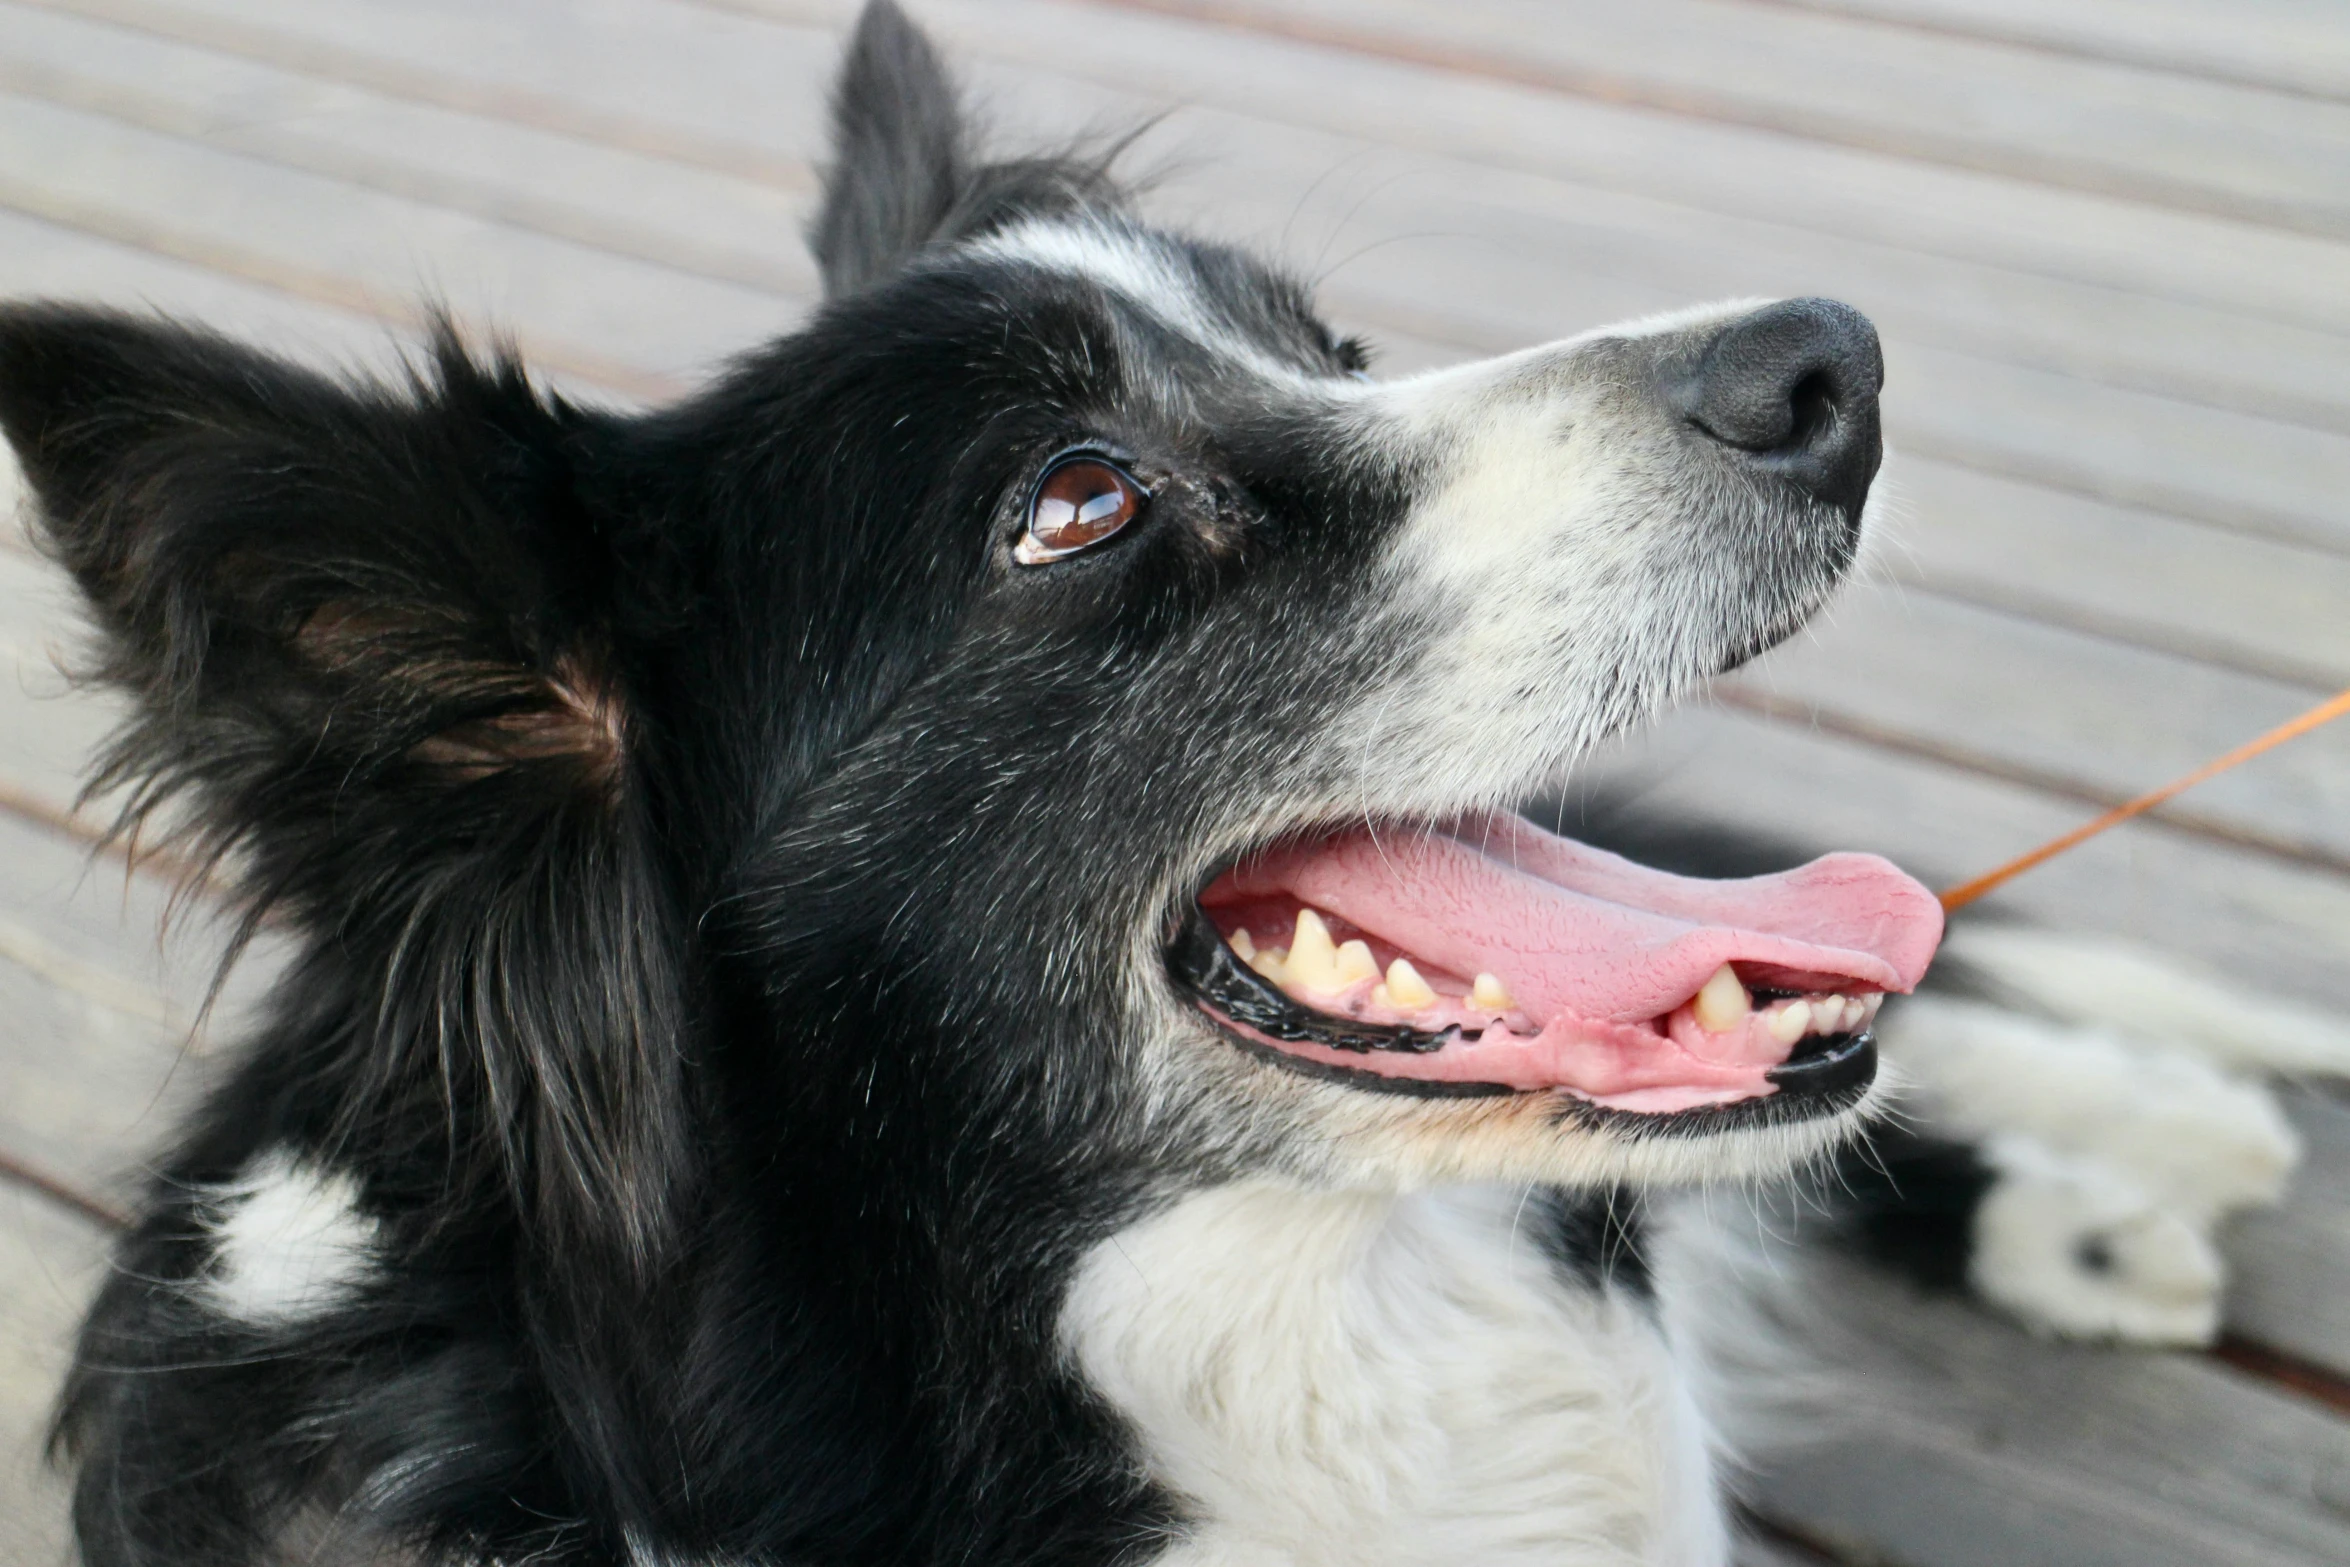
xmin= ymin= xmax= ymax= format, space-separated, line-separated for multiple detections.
xmin=1169 ymin=813 xmax=1943 ymax=1119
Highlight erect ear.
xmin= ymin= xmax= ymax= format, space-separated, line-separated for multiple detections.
xmin=811 ymin=0 xmax=1131 ymax=297
xmin=811 ymin=1 xmax=969 ymax=297
xmin=0 ymin=302 xmax=692 ymax=1273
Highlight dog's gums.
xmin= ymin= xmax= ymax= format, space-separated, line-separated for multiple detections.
xmin=1172 ymin=813 xmax=1941 ymax=1111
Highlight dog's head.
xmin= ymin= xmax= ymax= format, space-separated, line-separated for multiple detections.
xmin=0 ymin=2 xmax=1938 ymax=1272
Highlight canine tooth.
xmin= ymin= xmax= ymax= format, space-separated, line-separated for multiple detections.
xmin=1384 ymin=958 xmax=1438 ymax=1010
xmin=1470 ymin=973 xmax=1514 ymax=1012
xmin=1286 ymin=909 xmax=1344 ymax=992
xmin=1692 ymin=964 xmax=1751 ymax=1033
xmin=1335 ymin=939 xmax=1380 ymax=988
xmin=1768 ymin=1000 xmax=1812 ymax=1044
xmin=1228 ymin=927 xmax=1256 ymax=961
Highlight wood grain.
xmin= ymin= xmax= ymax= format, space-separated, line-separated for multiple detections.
xmin=0 ymin=1191 xmax=106 ymax=1566
xmin=1741 ymin=1249 xmax=2350 ymax=1566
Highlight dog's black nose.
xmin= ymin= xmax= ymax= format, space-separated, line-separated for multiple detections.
xmin=1668 ymin=298 xmax=1884 ymax=518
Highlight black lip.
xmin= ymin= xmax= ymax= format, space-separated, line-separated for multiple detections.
xmin=1167 ymin=902 xmax=1877 ymax=1133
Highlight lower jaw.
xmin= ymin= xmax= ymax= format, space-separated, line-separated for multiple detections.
xmin=1170 ymin=909 xmax=1878 ymax=1134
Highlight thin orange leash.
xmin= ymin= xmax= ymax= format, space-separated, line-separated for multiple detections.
xmin=1938 ymin=684 xmax=2350 ymax=914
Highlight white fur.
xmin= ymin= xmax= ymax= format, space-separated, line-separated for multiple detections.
xmin=1879 ymin=994 xmax=2296 ymax=1220
xmin=202 ymin=1148 xmax=380 ymax=1325
xmin=1967 ymin=1135 xmax=2224 ymax=1346
xmin=965 ymin=218 xmax=1311 ymax=383
xmin=1940 ymin=923 xmax=2350 ymax=1077
xmin=1063 ymin=1182 xmax=1728 ymax=1567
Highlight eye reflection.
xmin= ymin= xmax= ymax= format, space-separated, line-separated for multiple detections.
xmin=1014 ymin=458 xmax=1147 ymax=565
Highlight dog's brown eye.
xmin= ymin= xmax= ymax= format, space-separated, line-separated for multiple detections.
xmin=1015 ymin=458 xmax=1146 ymax=565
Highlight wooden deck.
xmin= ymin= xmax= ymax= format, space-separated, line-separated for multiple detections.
xmin=2 ymin=0 xmax=2348 ymax=1561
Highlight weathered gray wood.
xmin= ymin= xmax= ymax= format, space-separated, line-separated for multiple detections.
xmin=1720 ymin=583 xmax=2350 ymax=866
xmin=0 ymin=1190 xmax=106 ymax=1566
xmin=22 ymin=0 xmax=2350 ymax=447
xmin=1565 ymin=704 xmax=2350 ymax=1012
xmin=1882 ymin=458 xmax=2350 ymax=693
xmin=2226 ymin=1089 xmax=2350 ymax=1379
xmin=21 ymin=0 xmax=2350 ymax=580
xmin=1770 ymin=0 xmax=2350 ymax=102
xmin=895 ymin=0 xmax=2350 ymax=337
xmin=0 ymin=540 xmax=123 ymax=823
xmin=1739 ymin=1248 xmax=2350 ymax=1567
xmin=76 ymin=0 xmax=2350 ymax=341
xmin=0 ymin=0 xmax=819 ymax=298
xmin=1124 ymin=0 xmax=2350 ymax=239
xmin=0 ymin=87 xmax=783 ymax=394
xmin=0 ymin=808 xmax=250 ymax=1207
xmin=1731 ymin=1531 xmax=1839 ymax=1567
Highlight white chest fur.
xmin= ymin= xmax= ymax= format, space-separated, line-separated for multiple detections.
xmin=1060 ymin=1183 xmax=1728 ymax=1567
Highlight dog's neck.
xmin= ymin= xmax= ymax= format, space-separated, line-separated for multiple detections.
xmin=1059 ymin=1181 xmax=1729 ymax=1567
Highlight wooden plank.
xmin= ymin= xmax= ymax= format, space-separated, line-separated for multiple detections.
xmin=1720 ymin=584 xmax=2350 ymax=868
xmin=0 ymin=205 xmax=407 ymax=374
xmin=76 ymin=0 xmax=2350 ymax=343
xmin=0 ymin=88 xmax=785 ymax=394
xmin=0 ymin=807 xmax=246 ymax=1209
xmin=1271 ymin=154 xmax=2350 ymax=439
xmin=0 ymin=1189 xmax=107 ymax=1566
xmin=2227 ymin=1089 xmax=2350 ymax=1379
xmin=1736 ymin=1247 xmax=2350 ymax=1567
xmin=1732 ymin=1534 xmax=1840 ymax=1567
xmin=1081 ymin=0 xmax=2350 ymax=240
xmin=27 ymin=0 xmax=2350 ymax=448
xmin=0 ymin=0 xmax=818 ymax=298
xmin=1882 ymin=458 xmax=2350 ymax=694
xmin=889 ymin=0 xmax=2350 ymax=339
xmin=0 ymin=540 xmax=126 ymax=822
xmin=1561 ymin=705 xmax=2350 ymax=1010
xmin=18 ymin=0 xmax=2350 ymax=580
xmin=1764 ymin=0 xmax=2350 ymax=103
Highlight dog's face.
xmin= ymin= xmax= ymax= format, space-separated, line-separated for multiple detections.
xmin=0 ymin=4 xmax=1940 ymax=1271
xmin=708 ymin=18 xmax=1940 ymax=1205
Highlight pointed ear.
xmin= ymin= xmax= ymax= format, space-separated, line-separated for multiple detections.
xmin=810 ymin=0 xmax=972 ymax=297
xmin=0 ymin=302 xmax=693 ymax=1273
xmin=810 ymin=1 xmax=1133 ymax=297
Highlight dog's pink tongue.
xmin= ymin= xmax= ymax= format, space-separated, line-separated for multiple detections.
xmin=1224 ymin=816 xmax=1942 ymax=1028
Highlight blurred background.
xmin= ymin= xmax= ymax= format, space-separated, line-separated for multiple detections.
xmin=1 ymin=0 xmax=2348 ymax=1562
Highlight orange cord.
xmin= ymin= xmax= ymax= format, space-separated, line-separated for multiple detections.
xmin=1938 ymin=684 xmax=2350 ymax=914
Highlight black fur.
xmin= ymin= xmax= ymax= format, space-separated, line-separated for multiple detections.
xmin=0 ymin=7 xmax=1945 ymax=1564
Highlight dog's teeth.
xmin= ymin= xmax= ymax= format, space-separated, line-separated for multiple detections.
xmin=1768 ymin=1000 xmax=1812 ymax=1044
xmin=1228 ymin=927 xmax=1256 ymax=961
xmin=1334 ymin=939 xmax=1380 ymax=988
xmin=1470 ymin=972 xmax=1513 ymax=1012
xmin=1250 ymin=947 xmax=1287 ymax=981
xmin=1692 ymin=963 xmax=1751 ymax=1033
xmin=1383 ymin=958 xmax=1437 ymax=1010
xmin=1286 ymin=909 xmax=1345 ymax=993
xmin=1857 ymin=993 xmax=1883 ymax=1026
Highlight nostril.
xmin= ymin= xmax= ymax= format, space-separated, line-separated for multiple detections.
xmin=1666 ymin=297 xmax=1885 ymax=515
xmin=1783 ymin=369 xmax=1838 ymax=454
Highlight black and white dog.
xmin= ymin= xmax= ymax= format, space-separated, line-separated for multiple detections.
xmin=0 ymin=5 xmax=1965 ymax=1562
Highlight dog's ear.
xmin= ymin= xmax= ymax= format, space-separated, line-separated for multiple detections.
xmin=811 ymin=0 xmax=1130 ymax=297
xmin=0 ymin=303 xmax=693 ymax=1272
xmin=811 ymin=1 xmax=969 ymax=297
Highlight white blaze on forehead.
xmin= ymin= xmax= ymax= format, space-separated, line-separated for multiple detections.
xmin=960 ymin=217 xmax=1314 ymax=382
xmin=202 ymin=1147 xmax=379 ymax=1324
